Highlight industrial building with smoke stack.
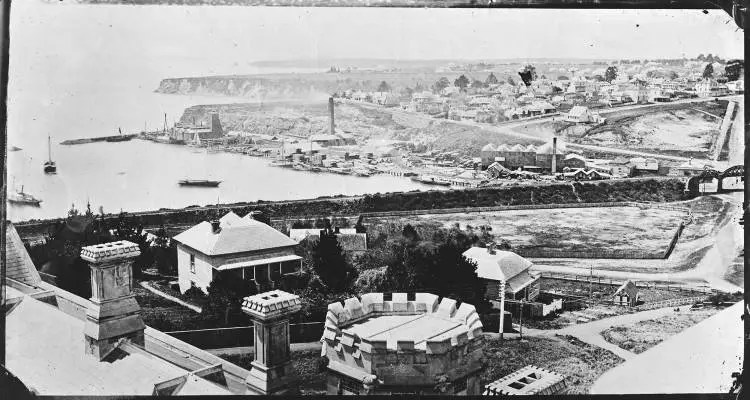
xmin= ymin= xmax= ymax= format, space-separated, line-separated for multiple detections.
xmin=479 ymin=137 xmax=570 ymax=173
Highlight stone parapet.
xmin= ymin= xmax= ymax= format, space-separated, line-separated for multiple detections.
xmin=321 ymin=292 xmax=484 ymax=382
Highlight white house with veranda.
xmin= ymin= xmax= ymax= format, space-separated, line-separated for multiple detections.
xmin=173 ymin=211 xmax=301 ymax=294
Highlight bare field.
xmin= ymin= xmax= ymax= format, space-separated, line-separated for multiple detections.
xmin=600 ymin=307 xmax=720 ymax=354
xmin=509 ymin=101 xmax=728 ymax=159
xmin=574 ymin=102 xmax=728 ymax=158
xmin=382 ymin=206 xmax=686 ymax=254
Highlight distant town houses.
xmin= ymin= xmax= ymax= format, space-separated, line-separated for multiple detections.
xmin=335 ymin=61 xmax=737 ymax=128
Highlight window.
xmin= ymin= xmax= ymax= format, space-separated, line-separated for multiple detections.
xmin=190 ymin=254 xmax=195 ymax=273
xmin=339 ymin=376 xmax=360 ymax=395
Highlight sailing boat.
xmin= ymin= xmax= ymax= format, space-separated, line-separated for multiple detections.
xmin=43 ymin=136 xmax=57 ymax=174
xmin=8 ymin=178 xmax=42 ymax=206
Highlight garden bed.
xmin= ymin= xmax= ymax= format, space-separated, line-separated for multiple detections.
xmin=600 ymin=307 xmax=722 ymax=354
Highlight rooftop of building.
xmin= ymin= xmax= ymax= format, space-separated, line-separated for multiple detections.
xmin=6 ymin=222 xmax=43 ymax=286
xmin=3 ymin=223 xmax=256 ymax=396
xmin=173 ymin=211 xmax=297 ymax=256
xmin=462 ymin=247 xmax=533 ymax=282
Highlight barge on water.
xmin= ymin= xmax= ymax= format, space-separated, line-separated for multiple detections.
xmin=178 ymin=179 xmax=222 ymax=187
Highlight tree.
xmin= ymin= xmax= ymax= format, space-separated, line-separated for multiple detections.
xmin=204 ymin=272 xmax=256 ymax=327
xmin=593 ymin=75 xmax=605 ymax=82
xmin=518 ymin=65 xmax=538 ymax=86
xmin=605 ymin=66 xmax=618 ymax=83
xmin=703 ymin=63 xmax=714 ymax=79
xmin=507 ymin=76 xmax=516 ymax=86
xmin=470 ymin=79 xmax=486 ymax=89
xmin=376 ymin=81 xmax=391 ymax=93
xmin=697 ymin=54 xmax=706 ymax=61
xmin=725 ymin=59 xmax=744 ymax=82
xmin=354 ymin=215 xmax=367 ymax=234
xmin=485 ymin=72 xmax=499 ymax=85
xmin=668 ymin=71 xmax=679 ymax=80
xmin=311 ymin=227 xmax=356 ymax=292
xmin=414 ymin=81 xmax=425 ymax=93
xmin=706 ymin=54 xmax=714 ymax=63
xmin=557 ymin=75 xmax=569 ymax=80
xmin=432 ymin=77 xmax=450 ymax=94
xmin=454 ymin=75 xmax=470 ymax=91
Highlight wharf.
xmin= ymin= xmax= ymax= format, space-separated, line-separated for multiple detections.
xmin=60 ymin=133 xmax=139 ymax=145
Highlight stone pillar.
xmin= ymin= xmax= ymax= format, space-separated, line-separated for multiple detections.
xmin=80 ymin=240 xmax=145 ymax=360
xmin=241 ymin=290 xmax=302 ymax=395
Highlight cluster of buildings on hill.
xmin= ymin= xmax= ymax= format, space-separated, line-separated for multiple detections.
xmin=335 ymin=67 xmax=742 ymax=125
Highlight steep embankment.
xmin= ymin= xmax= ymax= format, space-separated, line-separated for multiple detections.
xmin=180 ymin=101 xmax=538 ymax=155
xmin=156 ymin=73 xmax=433 ymax=100
xmin=15 ymin=179 xmax=689 ymax=239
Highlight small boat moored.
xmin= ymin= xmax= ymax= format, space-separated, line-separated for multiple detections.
xmin=178 ymin=179 xmax=222 ymax=187
xmin=44 ymin=136 xmax=57 ymax=174
xmin=8 ymin=184 xmax=42 ymax=206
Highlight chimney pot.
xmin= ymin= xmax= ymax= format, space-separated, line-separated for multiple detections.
xmin=80 ymin=240 xmax=145 ymax=360
xmin=211 ymin=220 xmax=221 ymax=233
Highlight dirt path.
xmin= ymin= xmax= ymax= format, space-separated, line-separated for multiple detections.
xmin=524 ymin=305 xmax=693 ymax=360
xmin=139 ymin=281 xmax=203 ymax=313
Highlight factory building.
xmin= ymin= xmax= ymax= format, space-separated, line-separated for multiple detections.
xmin=479 ymin=138 xmax=571 ymax=173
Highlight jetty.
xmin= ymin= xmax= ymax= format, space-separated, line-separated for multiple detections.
xmin=60 ymin=133 xmax=138 ymax=145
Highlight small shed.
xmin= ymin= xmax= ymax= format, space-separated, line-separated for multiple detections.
xmin=613 ymin=280 xmax=640 ymax=307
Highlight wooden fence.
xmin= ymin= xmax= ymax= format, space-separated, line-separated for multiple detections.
xmin=635 ymin=296 xmax=707 ymax=311
xmin=540 ymin=271 xmax=715 ymax=296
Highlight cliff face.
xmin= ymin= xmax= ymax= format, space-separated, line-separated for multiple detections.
xmin=157 ymin=75 xmax=371 ymax=100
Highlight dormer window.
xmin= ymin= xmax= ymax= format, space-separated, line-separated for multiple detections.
xmin=190 ymin=254 xmax=196 ymax=273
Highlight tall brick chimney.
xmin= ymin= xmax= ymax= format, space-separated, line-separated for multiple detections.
xmin=551 ymin=136 xmax=558 ymax=174
xmin=329 ymin=97 xmax=335 ymax=136
xmin=80 ymin=241 xmax=145 ymax=360
xmin=210 ymin=112 xmax=223 ymax=138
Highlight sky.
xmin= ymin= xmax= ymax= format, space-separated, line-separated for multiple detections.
xmin=11 ymin=1 xmax=745 ymax=78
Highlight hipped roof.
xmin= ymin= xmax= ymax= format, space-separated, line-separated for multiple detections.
xmin=173 ymin=212 xmax=296 ymax=256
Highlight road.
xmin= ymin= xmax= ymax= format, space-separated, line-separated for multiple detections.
xmin=523 ymin=305 xmax=695 ymax=361
xmin=531 ymin=99 xmax=745 ymax=293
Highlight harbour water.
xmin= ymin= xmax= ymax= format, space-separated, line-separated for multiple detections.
xmin=6 ymin=2 xmax=432 ymax=222
xmin=7 ymin=140 xmax=434 ymax=222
